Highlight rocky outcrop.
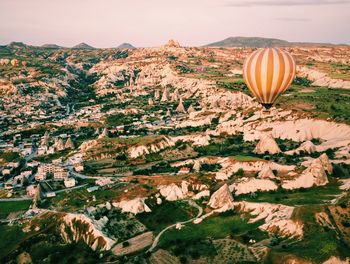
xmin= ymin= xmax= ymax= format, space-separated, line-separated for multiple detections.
xmin=64 ymin=137 xmax=75 ymax=149
xmin=113 ymin=197 xmax=151 ymax=214
xmin=208 ymin=184 xmax=234 ymax=211
xmin=175 ymin=98 xmax=186 ymax=113
xmin=244 ymin=119 xmax=350 ymax=153
xmin=174 ymin=134 xmax=211 ymax=146
xmin=127 ymin=136 xmax=175 ymax=158
xmin=158 ymin=181 xmax=189 ymax=201
xmin=282 ymin=154 xmax=332 ymax=189
xmin=80 ymin=140 xmax=98 ymax=151
xmin=254 ymin=134 xmax=281 ymax=155
xmin=323 ymin=256 xmax=350 ymax=264
xmin=236 ymin=201 xmax=303 ymax=238
xmin=258 ymin=166 xmax=276 ymax=179
xmin=187 ymin=104 xmax=195 ymax=113
xmin=98 ymin=128 xmax=109 ymax=139
xmin=298 ymin=66 xmax=350 ymax=89
xmin=215 ymin=158 xmax=295 ymax=180
xmin=285 ymin=140 xmax=316 ymax=155
xmin=60 ymin=213 xmax=115 ymax=251
xmin=163 ymin=39 xmax=181 ymax=48
xmin=161 ymin=87 xmax=169 ymax=102
xmin=230 ymin=178 xmax=278 ymax=195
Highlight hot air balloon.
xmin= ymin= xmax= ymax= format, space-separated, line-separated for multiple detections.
xmin=243 ymin=48 xmax=296 ymax=109
xmin=11 ymin=59 xmax=19 ymax=67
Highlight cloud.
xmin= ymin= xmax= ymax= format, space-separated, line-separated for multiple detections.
xmin=274 ymin=17 xmax=311 ymax=21
xmin=226 ymin=0 xmax=350 ymax=7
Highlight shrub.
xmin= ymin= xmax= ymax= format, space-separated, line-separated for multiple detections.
xmin=122 ymin=241 xmax=130 ymax=247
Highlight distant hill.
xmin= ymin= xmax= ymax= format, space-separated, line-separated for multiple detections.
xmin=72 ymin=42 xmax=95 ymax=49
xmin=42 ymin=44 xmax=62 ymax=49
xmin=7 ymin=42 xmax=28 ymax=49
xmin=117 ymin=43 xmax=135 ymax=49
xmin=204 ymin=36 xmax=335 ymax=48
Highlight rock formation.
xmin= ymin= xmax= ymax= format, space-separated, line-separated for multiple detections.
xmin=254 ymin=134 xmax=281 ymax=155
xmin=230 ymin=178 xmax=278 ymax=195
xmin=158 ymin=181 xmax=189 ymax=201
xmin=258 ymin=166 xmax=276 ymax=179
xmin=282 ymin=154 xmax=332 ymax=189
xmin=154 ymin=90 xmax=160 ymax=100
xmin=161 ymin=87 xmax=169 ymax=102
xmin=98 ymin=128 xmax=109 ymax=139
xmin=187 ymin=104 xmax=195 ymax=113
xmin=236 ymin=201 xmax=303 ymax=238
xmin=208 ymin=184 xmax=234 ymax=211
xmin=113 ymin=197 xmax=151 ymax=214
xmin=171 ymin=89 xmax=179 ymax=101
xmin=64 ymin=137 xmax=75 ymax=149
xmin=55 ymin=138 xmax=65 ymax=151
xmin=176 ymin=97 xmax=186 ymax=113
xmin=60 ymin=213 xmax=115 ymax=251
xmin=285 ymin=140 xmax=316 ymax=155
xmin=163 ymin=39 xmax=181 ymax=48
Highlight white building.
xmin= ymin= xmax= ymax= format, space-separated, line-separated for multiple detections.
xmin=53 ymin=168 xmax=69 ymax=180
xmin=35 ymin=172 xmax=46 ymax=181
xmin=95 ymin=178 xmax=113 ymax=187
xmin=74 ymin=163 xmax=84 ymax=172
xmin=64 ymin=178 xmax=76 ymax=188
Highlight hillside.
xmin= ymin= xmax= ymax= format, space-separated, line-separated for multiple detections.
xmin=72 ymin=42 xmax=95 ymax=49
xmin=41 ymin=44 xmax=63 ymax=49
xmin=117 ymin=43 xmax=135 ymax=49
xmin=205 ymin=36 xmax=335 ymax=48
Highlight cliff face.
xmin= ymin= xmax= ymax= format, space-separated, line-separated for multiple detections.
xmin=254 ymin=134 xmax=281 ymax=155
xmin=235 ymin=201 xmax=303 ymax=238
xmin=113 ymin=197 xmax=151 ymax=214
xmin=208 ymin=184 xmax=235 ymax=211
xmin=60 ymin=213 xmax=115 ymax=251
xmin=282 ymin=154 xmax=332 ymax=190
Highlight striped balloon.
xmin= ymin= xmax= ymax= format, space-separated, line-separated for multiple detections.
xmin=243 ymin=48 xmax=296 ymax=108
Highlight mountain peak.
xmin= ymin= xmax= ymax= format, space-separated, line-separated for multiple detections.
xmin=117 ymin=43 xmax=135 ymax=49
xmin=72 ymin=42 xmax=95 ymax=49
xmin=42 ymin=44 xmax=62 ymax=49
xmin=205 ymin=36 xmax=290 ymax=48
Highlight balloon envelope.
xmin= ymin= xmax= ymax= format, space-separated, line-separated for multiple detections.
xmin=243 ymin=48 xmax=296 ymax=108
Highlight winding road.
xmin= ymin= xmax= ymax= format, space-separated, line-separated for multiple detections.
xmin=147 ymin=199 xmax=203 ymax=253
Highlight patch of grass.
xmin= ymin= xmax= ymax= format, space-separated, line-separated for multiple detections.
xmin=232 ymin=155 xmax=262 ymax=162
xmin=277 ymin=86 xmax=350 ymax=123
xmin=0 ymin=225 xmax=28 ymax=259
xmin=137 ymin=200 xmax=196 ymax=233
xmin=273 ymin=205 xmax=350 ymax=262
xmin=0 ymin=200 xmax=32 ymax=219
xmin=235 ymin=183 xmax=342 ymax=206
xmin=0 ymin=151 xmax=20 ymax=163
xmin=159 ymin=214 xmax=267 ymax=248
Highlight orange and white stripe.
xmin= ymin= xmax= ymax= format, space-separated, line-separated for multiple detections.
xmin=243 ymin=48 xmax=296 ymax=105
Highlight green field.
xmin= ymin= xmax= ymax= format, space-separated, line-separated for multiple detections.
xmin=232 ymin=155 xmax=262 ymax=162
xmin=137 ymin=200 xmax=197 ymax=233
xmin=277 ymin=85 xmax=350 ymax=123
xmin=159 ymin=212 xmax=267 ymax=247
xmin=235 ymin=183 xmax=342 ymax=206
xmin=0 ymin=225 xmax=28 ymax=259
xmin=0 ymin=200 xmax=32 ymax=219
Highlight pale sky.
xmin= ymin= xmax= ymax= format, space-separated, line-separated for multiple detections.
xmin=0 ymin=0 xmax=349 ymax=48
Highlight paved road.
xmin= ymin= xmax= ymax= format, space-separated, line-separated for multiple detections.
xmin=66 ymin=166 xmax=101 ymax=179
xmin=0 ymin=197 xmax=32 ymax=201
xmin=147 ymin=200 xmax=203 ymax=252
